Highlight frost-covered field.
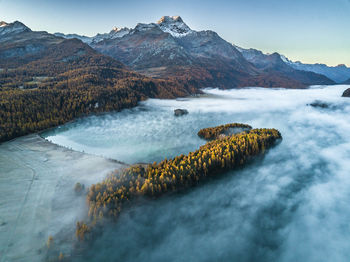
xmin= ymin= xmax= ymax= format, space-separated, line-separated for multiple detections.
xmin=0 ymin=135 xmax=125 ymax=262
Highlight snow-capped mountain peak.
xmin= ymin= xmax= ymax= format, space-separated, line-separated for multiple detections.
xmin=56 ymin=16 xmax=194 ymax=44
xmin=108 ymin=26 xmax=131 ymax=38
xmin=111 ymin=26 xmax=128 ymax=33
xmin=157 ymin=16 xmax=193 ymax=37
xmin=92 ymin=26 xmax=131 ymax=43
xmin=0 ymin=20 xmax=30 ymax=36
xmin=0 ymin=21 xmax=8 ymax=27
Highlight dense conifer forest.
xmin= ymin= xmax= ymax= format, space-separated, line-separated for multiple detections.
xmin=197 ymin=123 xmax=253 ymax=140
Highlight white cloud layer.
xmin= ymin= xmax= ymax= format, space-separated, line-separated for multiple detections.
xmin=44 ymin=85 xmax=350 ymax=262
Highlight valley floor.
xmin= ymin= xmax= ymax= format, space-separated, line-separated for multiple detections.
xmin=0 ymin=135 xmax=126 ymax=262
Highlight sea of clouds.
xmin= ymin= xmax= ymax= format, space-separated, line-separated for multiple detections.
xmin=45 ymin=85 xmax=350 ymax=262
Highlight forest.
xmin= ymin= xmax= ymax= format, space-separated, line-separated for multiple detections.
xmin=197 ymin=123 xmax=252 ymax=140
xmin=0 ymin=75 xmax=195 ymax=142
xmin=0 ymin=39 xmax=197 ymax=142
xmin=76 ymin=127 xmax=282 ymax=241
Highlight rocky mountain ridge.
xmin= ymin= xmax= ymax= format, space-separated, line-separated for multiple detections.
xmin=1 ymin=17 xmax=339 ymax=88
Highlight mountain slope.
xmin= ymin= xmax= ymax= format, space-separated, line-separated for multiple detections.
xmin=0 ymin=20 xmax=195 ymax=96
xmin=235 ymin=46 xmax=335 ymax=86
xmin=81 ymin=16 xmax=332 ymax=88
xmin=54 ymin=32 xmax=93 ymax=44
xmin=0 ymin=21 xmax=197 ymax=142
xmin=282 ymin=56 xmax=350 ymax=83
xmin=89 ymin=17 xmax=260 ymax=88
xmin=0 ymin=21 xmax=63 ymax=67
xmin=0 ymin=21 xmax=31 ymax=37
xmin=55 ymin=16 xmax=342 ymax=88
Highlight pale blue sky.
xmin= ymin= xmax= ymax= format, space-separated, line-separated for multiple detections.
xmin=0 ymin=0 xmax=349 ymax=66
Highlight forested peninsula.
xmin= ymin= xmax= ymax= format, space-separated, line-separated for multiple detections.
xmin=75 ymin=126 xmax=282 ymax=241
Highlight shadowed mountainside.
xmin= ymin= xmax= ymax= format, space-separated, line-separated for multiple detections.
xmin=0 ymin=21 xmax=197 ymax=142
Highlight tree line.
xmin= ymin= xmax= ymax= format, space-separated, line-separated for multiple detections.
xmin=0 ymin=55 xmax=197 ymax=142
xmin=197 ymin=123 xmax=252 ymax=140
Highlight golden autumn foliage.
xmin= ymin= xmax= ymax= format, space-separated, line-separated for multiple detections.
xmin=47 ymin=235 xmax=54 ymax=248
xmin=197 ymin=123 xmax=252 ymax=140
xmin=76 ymin=127 xmax=282 ymax=241
xmin=76 ymin=222 xmax=90 ymax=241
xmin=0 ymin=39 xmax=198 ymax=142
xmin=0 ymin=71 xmax=199 ymax=143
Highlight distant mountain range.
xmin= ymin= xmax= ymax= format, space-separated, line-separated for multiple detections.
xmin=234 ymin=46 xmax=334 ymax=85
xmin=54 ymin=16 xmax=341 ymax=88
xmin=1 ymin=16 xmax=350 ymax=89
xmin=234 ymin=45 xmax=350 ymax=84
xmin=52 ymin=16 xmax=350 ymax=87
xmin=281 ymin=57 xmax=350 ymax=83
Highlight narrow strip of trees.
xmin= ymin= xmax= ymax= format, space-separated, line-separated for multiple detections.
xmin=197 ymin=123 xmax=252 ymax=140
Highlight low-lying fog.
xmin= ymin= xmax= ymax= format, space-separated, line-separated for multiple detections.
xmin=44 ymin=85 xmax=350 ymax=262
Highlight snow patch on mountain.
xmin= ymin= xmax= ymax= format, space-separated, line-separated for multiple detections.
xmin=233 ymin=45 xmax=245 ymax=53
xmin=0 ymin=21 xmax=30 ymax=36
xmin=55 ymin=16 xmax=194 ymax=44
xmin=280 ymin=54 xmax=290 ymax=63
xmin=92 ymin=27 xmax=131 ymax=43
xmin=55 ymin=26 xmax=131 ymax=44
xmin=0 ymin=21 xmax=8 ymax=27
xmin=111 ymin=27 xmax=130 ymax=37
xmin=157 ymin=16 xmax=193 ymax=37
xmin=232 ymin=45 xmax=265 ymax=61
